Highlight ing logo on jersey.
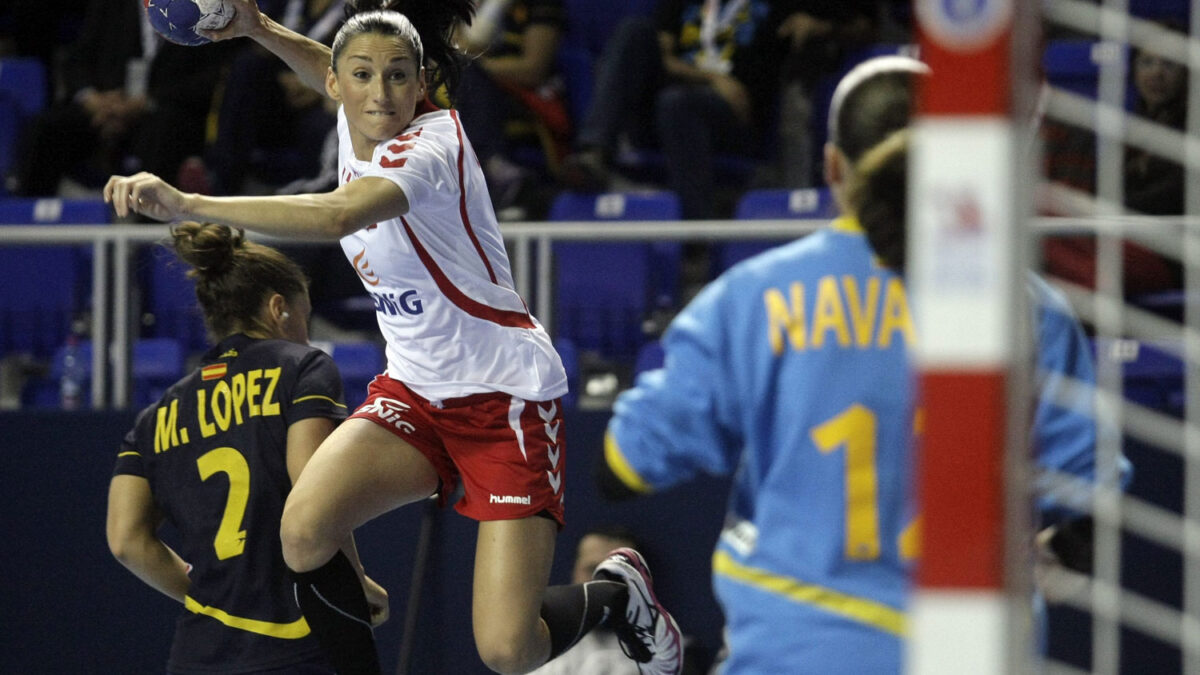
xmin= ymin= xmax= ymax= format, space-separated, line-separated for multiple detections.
xmin=353 ymin=248 xmax=380 ymax=286
xmin=359 ymin=397 xmax=416 ymax=433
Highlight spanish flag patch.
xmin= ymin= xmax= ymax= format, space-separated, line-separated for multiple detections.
xmin=201 ymin=363 xmax=228 ymax=381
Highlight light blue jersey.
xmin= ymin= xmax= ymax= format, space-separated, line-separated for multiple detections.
xmin=607 ymin=219 xmax=915 ymax=673
xmin=605 ymin=220 xmax=1119 ymax=673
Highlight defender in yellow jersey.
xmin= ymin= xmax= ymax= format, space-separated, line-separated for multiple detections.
xmin=107 ymin=223 xmax=384 ymax=674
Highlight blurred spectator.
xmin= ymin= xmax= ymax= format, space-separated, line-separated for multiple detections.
xmin=207 ymin=0 xmax=344 ymax=195
xmin=559 ymin=1 xmax=799 ymax=220
xmin=1041 ymin=21 xmax=1185 ymax=299
xmin=456 ymin=0 xmax=569 ymax=217
xmin=7 ymin=0 xmax=236 ymax=197
xmin=1124 ymin=41 xmax=1185 ymax=215
xmin=775 ymin=0 xmax=877 ymax=188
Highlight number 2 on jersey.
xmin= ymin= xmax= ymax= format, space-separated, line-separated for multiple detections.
xmin=811 ymin=404 xmax=881 ymax=560
xmin=196 ymin=447 xmax=251 ymax=560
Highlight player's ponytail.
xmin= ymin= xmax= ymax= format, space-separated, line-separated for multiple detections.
xmin=337 ymin=0 xmax=475 ymax=103
xmin=847 ymin=130 xmax=909 ymax=275
xmin=169 ymin=222 xmax=309 ymax=343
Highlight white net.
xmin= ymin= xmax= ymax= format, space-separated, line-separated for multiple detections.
xmin=1034 ymin=0 xmax=1198 ymax=672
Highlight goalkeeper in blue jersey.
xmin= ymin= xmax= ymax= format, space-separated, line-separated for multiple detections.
xmin=598 ymin=56 xmax=1125 ymax=673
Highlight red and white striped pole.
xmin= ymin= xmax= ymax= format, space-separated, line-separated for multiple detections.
xmin=907 ymin=0 xmax=1033 ymax=672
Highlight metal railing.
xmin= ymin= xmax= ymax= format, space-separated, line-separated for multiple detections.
xmin=0 ymin=218 xmax=825 ymax=409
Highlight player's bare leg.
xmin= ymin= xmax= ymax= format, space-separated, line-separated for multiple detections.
xmin=281 ymin=417 xmax=439 ymax=572
xmin=281 ymin=418 xmax=439 ymax=675
xmin=472 ymin=516 xmax=558 ymax=674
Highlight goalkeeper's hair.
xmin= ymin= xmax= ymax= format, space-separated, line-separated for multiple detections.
xmin=828 ymin=55 xmax=929 ymax=163
xmin=334 ymin=0 xmax=475 ymax=103
xmin=847 ymin=130 xmax=909 ymax=275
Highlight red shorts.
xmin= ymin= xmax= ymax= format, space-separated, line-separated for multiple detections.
xmin=349 ymin=375 xmax=565 ymax=527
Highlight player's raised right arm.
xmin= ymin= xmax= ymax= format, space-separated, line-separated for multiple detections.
xmin=203 ymin=0 xmax=332 ymax=95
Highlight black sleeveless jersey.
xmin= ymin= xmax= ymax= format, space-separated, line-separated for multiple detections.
xmin=114 ymin=334 xmax=347 ymax=673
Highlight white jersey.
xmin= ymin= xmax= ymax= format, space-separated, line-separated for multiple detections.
xmin=335 ymin=102 xmax=567 ymax=402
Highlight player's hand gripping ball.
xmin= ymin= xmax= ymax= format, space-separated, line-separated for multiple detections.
xmin=144 ymin=0 xmax=236 ymax=46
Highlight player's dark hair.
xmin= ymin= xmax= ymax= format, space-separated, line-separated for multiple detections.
xmin=336 ymin=0 xmax=474 ymax=103
xmin=848 ymin=130 xmax=909 ymax=274
xmin=829 ymin=56 xmax=929 ymax=163
xmin=169 ymin=222 xmax=308 ymax=342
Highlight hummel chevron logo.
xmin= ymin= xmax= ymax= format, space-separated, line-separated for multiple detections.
xmin=547 ymin=443 xmax=560 ymax=468
xmin=545 ymin=420 xmax=560 ymax=443
xmin=547 ymin=469 xmax=562 ymax=494
xmin=537 ymin=402 xmax=557 ymax=423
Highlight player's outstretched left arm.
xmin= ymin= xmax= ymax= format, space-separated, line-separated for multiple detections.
xmin=201 ymin=0 xmax=332 ymax=95
xmin=104 ymin=171 xmax=411 ymax=241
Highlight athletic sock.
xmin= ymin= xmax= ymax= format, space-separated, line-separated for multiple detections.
xmin=540 ymin=579 xmax=628 ymax=660
xmin=291 ymin=551 xmax=381 ymax=675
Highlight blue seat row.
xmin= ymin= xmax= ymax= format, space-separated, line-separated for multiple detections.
xmin=22 ymin=337 xmax=186 ymax=409
xmin=0 ymin=57 xmax=47 ymax=197
xmin=0 ymin=197 xmax=110 ymax=357
xmin=3 ymin=187 xmax=829 ymax=402
xmin=22 ymin=337 xmax=394 ymax=412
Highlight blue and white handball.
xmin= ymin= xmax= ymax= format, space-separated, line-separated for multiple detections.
xmin=144 ymin=0 xmax=236 ymax=46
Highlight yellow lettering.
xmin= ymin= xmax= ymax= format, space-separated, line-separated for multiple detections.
xmin=877 ymin=278 xmax=916 ymax=348
xmin=764 ymin=283 xmax=806 ymax=355
xmin=229 ymin=372 xmax=246 ymax=426
xmin=246 ymin=370 xmax=262 ymax=417
xmin=212 ymin=380 xmax=232 ymax=432
xmin=812 ymin=404 xmax=880 ymax=560
xmin=154 ymin=400 xmax=180 ymax=454
xmin=811 ymin=276 xmax=851 ymax=348
xmin=197 ymin=390 xmax=216 ymax=438
xmin=842 ymin=276 xmax=881 ymax=349
xmin=898 ymin=517 xmax=920 ymax=560
xmin=261 ymin=368 xmax=282 ymax=416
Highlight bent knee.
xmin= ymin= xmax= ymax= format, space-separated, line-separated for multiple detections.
xmin=280 ymin=500 xmax=339 ymax=572
xmin=476 ymin=633 xmax=544 ymax=675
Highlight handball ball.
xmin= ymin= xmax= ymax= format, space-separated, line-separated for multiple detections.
xmin=144 ymin=0 xmax=236 ymax=46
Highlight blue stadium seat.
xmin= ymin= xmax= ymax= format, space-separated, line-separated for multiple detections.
xmin=139 ymin=245 xmax=210 ymax=351
xmin=0 ymin=58 xmax=47 ymax=117
xmin=0 ymin=58 xmax=48 ymax=195
xmin=1042 ymin=39 xmax=1135 ymax=107
xmin=549 ymin=190 xmax=682 ymax=361
xmin=132 ymin=338 xmax=186 ymax=408
xmin=22 ymin=337 xmax=186 ymax=409
xmin=0 ymin=198 xmax=110 ymax=357
xmin=0 ymin=197 xmax=109 ymax=224
xmin=326 ymin=340 xmax=385 ymax=411
xmin=1094 ymin=337 xmax=1184 ymax=416
xmin=23 ymin=338 xmax=95 ymax=408
xmin=717 ymin=187 xmax=835 ymax=273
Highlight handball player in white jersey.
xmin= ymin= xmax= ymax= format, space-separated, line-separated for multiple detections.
xmin=104 ymin=1 xmax=681 ymax=674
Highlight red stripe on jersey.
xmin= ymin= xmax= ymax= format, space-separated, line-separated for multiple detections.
xmin=450 ymin=109 xmax=498 ymax=284
xmin=380 ymin=156 xmax=408 ymax=169
xmin=401 ymin=218 xmax=535 ymax=329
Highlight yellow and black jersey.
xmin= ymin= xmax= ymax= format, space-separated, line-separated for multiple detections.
xmin=114 ymin=334 xmax=346 ymax=674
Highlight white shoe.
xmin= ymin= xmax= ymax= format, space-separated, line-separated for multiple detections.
xmin=593 ymin=547 xmax=683 ymax=675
